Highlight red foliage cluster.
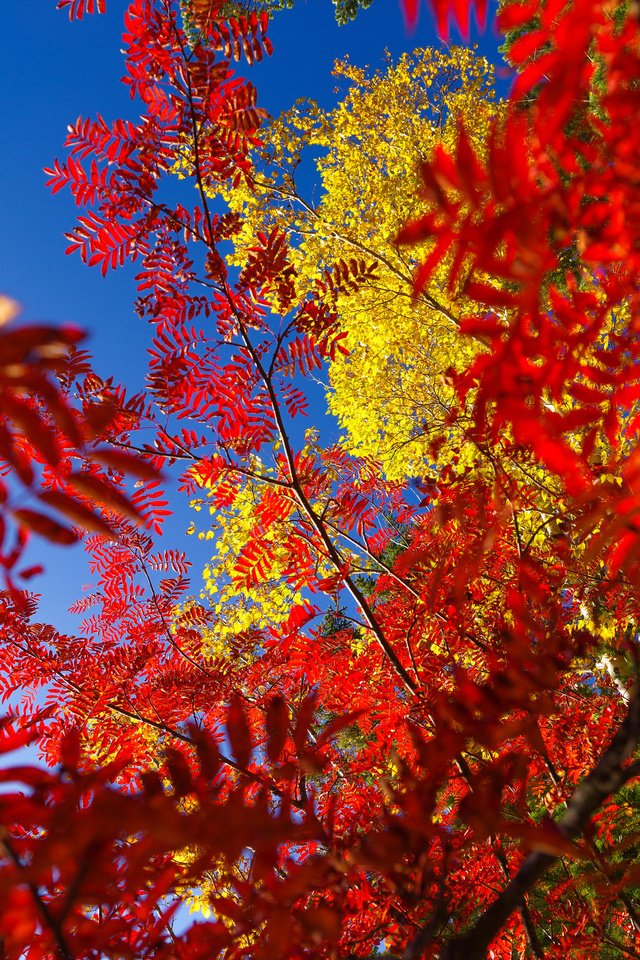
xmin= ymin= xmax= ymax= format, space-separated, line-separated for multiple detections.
xmin=0 ymin=311 xmax=157 ymax=592
xmin=1 ymin=0 xmax=640 ymax=957
xmin=400 ymin=0 xmax=640 ymax=538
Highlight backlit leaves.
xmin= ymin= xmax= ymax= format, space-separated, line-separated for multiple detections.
xmin=7 ymin=0 xmax=639 ymax=956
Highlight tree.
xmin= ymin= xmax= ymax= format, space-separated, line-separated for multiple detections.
xmin=1 ymin=0 xmax=640 ymax=957
xmin=191 ymin=43 xmax=632 ymax=718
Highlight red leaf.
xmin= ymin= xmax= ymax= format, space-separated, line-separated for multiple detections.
xmin=316 ymin=709 xmax=366 ymax=749
xmin=0 ymin=719 xmax=44 ymax=755
xmin=17 ymin=564 xmax=44 ymax=581
xmin=67 ymin=471 xmax=141 ymax=521
xmin=12 ymin=508 xmax=79 ymax=545
xmin=165 ymin=748 xmax=193 ymax=797
xmin=498 ymin=0 xmax=537 ymax=30
xmin=38 ymin=490 xmax=116 ymax=537
xmin=265 ymin=696 xmax=289 ymax=763
xmin=189 ymin=726 xmax=221 ymax=781
xmin=401 ymin=0 xmax=420 ymax=30
xmin=59 ymin=727 xmax=82 ymax=770
xmin=0 ymin=394 xmax=61 ymax=466
xmin=293 ymin=691 xmax=318 ymax=755
xmin=91 ymin=446 xmax=161 ymax=480
xmin=227 ymin=697 xmax=252 ymax=769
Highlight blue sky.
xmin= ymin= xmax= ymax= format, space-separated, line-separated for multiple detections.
xmin=0 ymin=0 xmax=505 ymax=628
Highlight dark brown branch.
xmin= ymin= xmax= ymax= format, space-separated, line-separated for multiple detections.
xmin=493 ymin=842 xmax=544 ymax=959
xmin=438 ymin=683 xmax=640 ymax=960
xmin=0 ymin=836 xmax=74 ymax=960
xmin=232 ymin=305 xmax=418 ymax=695
xmin=170 ymin=30 xmax=418 ymax=696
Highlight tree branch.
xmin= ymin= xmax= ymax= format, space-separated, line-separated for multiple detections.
xmin=437 ymin=681 xmax=640 ymax=960
xmin=0 ymin=835 xmax=74 ymax=960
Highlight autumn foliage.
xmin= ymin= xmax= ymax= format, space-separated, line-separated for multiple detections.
xmin=1 ymin=0 xmax=640 ymax=957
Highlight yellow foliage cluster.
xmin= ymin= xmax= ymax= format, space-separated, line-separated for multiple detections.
xmin=212 ymin=47 xmax=499 ymax=480
xmin=188 ymin=476 xmax=304 ymax=658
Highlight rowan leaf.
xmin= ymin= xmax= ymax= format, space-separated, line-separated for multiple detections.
xmin=265 ymin=696 xmax=289 ymax=763
xmin=12 ymin=509 xmax=79 ymax=545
